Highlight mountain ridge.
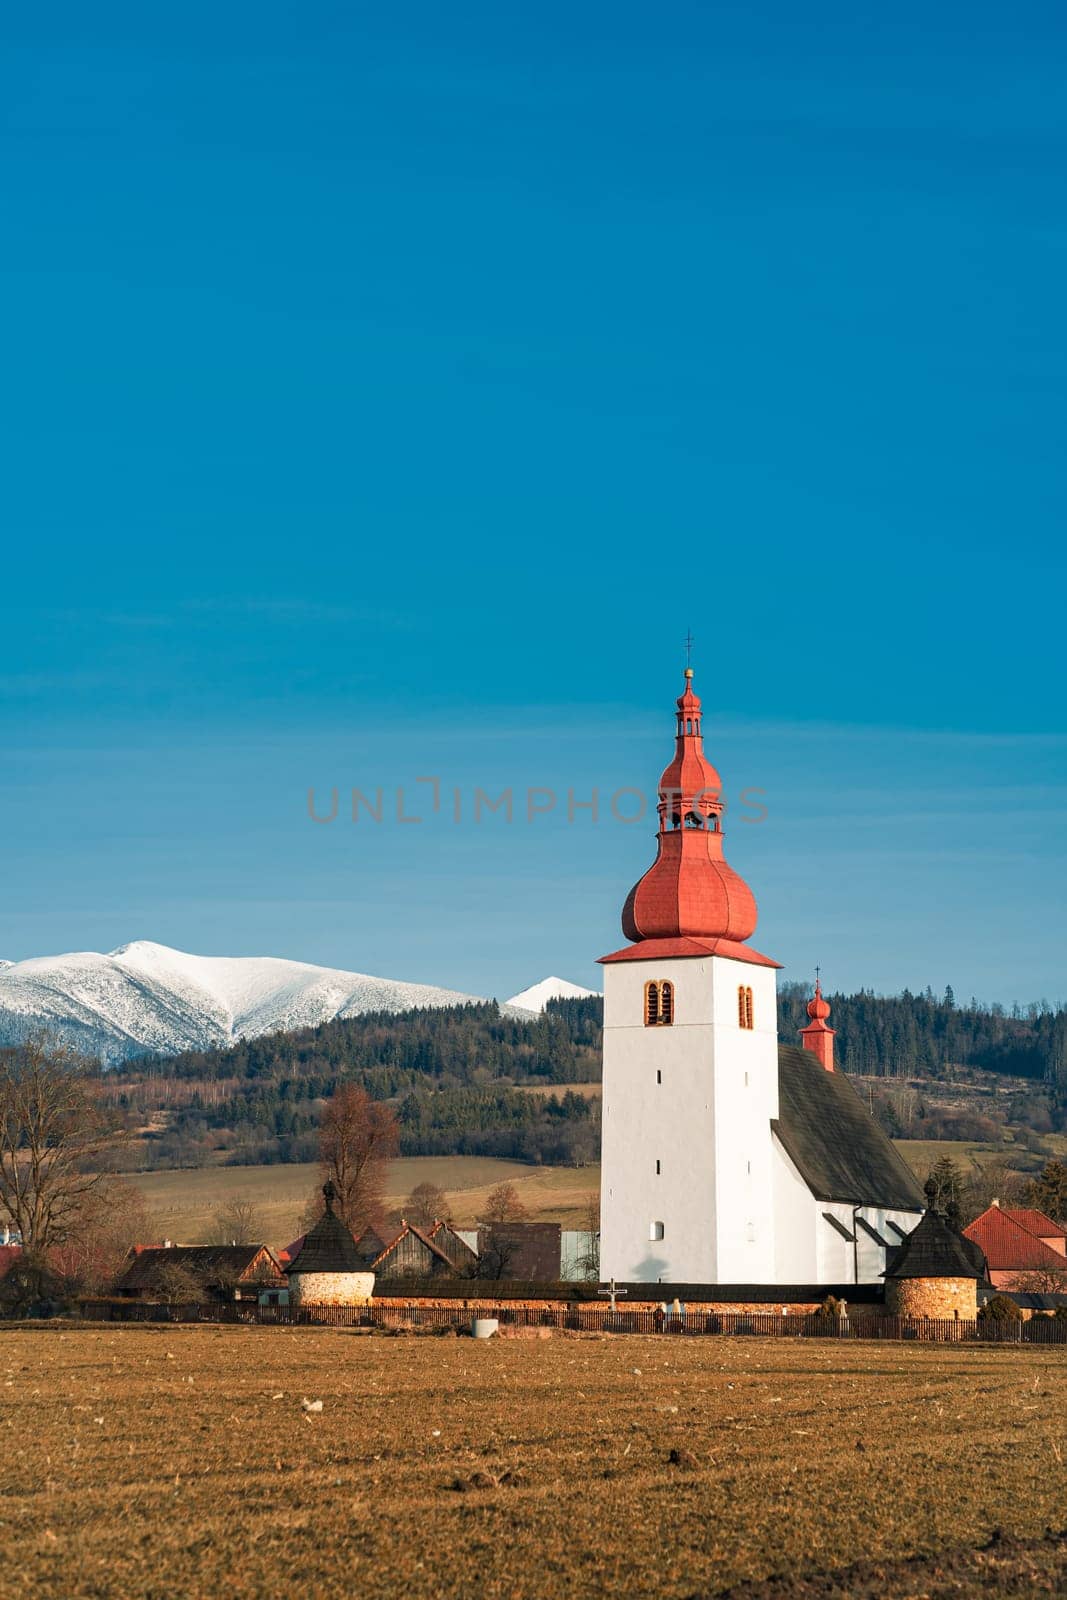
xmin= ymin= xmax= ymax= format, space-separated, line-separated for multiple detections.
xmin=0 ymin=940 xmax=495 ymax=1066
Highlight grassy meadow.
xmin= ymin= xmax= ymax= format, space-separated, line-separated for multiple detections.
xmin=4 ymin=1326 xmax=1065 ymax=1599
xmin=136 ymin=1155 xmax=601 ymax=1246
xmin=132 ymin=1132 xmax=1051 ymax=1249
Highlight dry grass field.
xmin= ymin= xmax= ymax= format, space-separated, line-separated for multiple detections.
xmin=135 ymin=1156 xmax=601 ymax=1245
xmin=133 ymin=1133 xmax=1050 ymax=1249
xmin=3 ymin=1326 xmax=1065 ymax=1599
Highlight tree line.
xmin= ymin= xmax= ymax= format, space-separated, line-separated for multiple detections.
xmin=92 ymin=984 xmax=1067 ymax=1171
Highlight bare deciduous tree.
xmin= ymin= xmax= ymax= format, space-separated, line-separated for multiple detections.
xmin=0 ymin=1039 xmax=125 ymax=1267
xmin=481 ymin=1181 xmax=528 ymax=1224
xmin=152 ymin=1260 xmax=204 ymax=1304
xmin=960 ymin=1158 xmax=1027 ymax=1225
xmin=403 ymin=1181 xmax=452 ymax=1230
xmin=576 ymin=1191 xmax=600 ymax=1281
xmin=1012 ymin=1264 xmax=1067 ymax=1295
xmin=50 ymin=1176 xmax=152 ymax=1293
xmin=316 ymin=1085 xmax=399 ymax=1236
xmin=209 ymin=1197 xmax=264 ymax=1245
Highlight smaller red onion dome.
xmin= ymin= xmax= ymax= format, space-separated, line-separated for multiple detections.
xmin=807 ymin=985 xmax=831 ymax=1022
xmin=800 ymin=979 xmax=835 ymax=1072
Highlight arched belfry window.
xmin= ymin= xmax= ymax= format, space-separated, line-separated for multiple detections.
xmin=645 ymin=979 xmax=674 ymax=1027
xmin=738 ymin=985 xmax=754 ymax=1030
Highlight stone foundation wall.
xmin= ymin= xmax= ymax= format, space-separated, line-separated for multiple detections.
xmin=289 ymin=1271 xmax=375 ymax=1307
xmin=886 ymin=1277 xmax=977 ymax=1320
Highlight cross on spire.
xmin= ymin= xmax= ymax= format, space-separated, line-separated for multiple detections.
xmin=684 ymin=628 xmax=694 ymax=670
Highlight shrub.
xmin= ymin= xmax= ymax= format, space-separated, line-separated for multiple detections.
xmin=977 ymin=1294 xmax=1022 ymax=1322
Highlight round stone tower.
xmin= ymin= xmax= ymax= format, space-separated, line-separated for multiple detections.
xmin=285 ymin=1182 xmax=375 ymax=1306
xmin=884 ymin=1181 xmax=982 ymax=1320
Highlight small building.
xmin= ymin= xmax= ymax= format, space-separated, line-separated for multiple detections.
xmin=964 ymin=1204 xmax=1067 ymax=1289
xmin=114 ymin=1244 xmax=283 ymax=1302
xmin=477 ymin=1221 xmax=562 ymax=1280
xmin=884 ymin=1190 xmax=984 ymax=1320
xmin=425 ymin=1220 xmax=480 ymax=1275
xmin=353 ymin=1220 xmax=460 ymax=1281
xmin=561 ymin=1230 xmax=599 ymax=1281
xmin=285 ymin=1183 xmax=375 ymax=1306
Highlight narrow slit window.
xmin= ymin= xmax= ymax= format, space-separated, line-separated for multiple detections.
xmin=649 ymin=1221 xmax=665 ymax=1242
xmin=738 ymin=985 xmax=754 ymax=1029
xmin=656 ymin=1069 xmax=662 ymax=1084
xmin=655 ymin=1159 xmax=661 ymax=1175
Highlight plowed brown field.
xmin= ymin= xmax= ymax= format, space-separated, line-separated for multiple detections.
xmin=3 ymin=1327 xmax=1065 ymax=1599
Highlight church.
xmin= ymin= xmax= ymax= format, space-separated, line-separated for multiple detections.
xmin=598 ymin=669 xmax=925 ymax=1286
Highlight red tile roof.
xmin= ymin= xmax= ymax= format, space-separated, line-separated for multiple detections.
xmin=964 ymin=1207 xmax=1067 ymax=1271
xmin=1001 ymin=1208 xmax=1067 ymax=1240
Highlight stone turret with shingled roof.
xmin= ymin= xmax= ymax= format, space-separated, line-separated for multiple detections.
xmin=884 ymin=1179 xmax=983 ymax=1320
xmin=285 ymin=1182 xmax=375 ymax=1307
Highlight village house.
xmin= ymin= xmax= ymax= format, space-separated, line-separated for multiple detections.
xmin=280 ymin=1216 xmax=482 ymax=1282
xmin=963 ymin=1202 xmax=1067 ymax=1290
xmin=114 ymin=1244 xmax=284 ymax=1302
xmin=353 ymin=1220 xmax=463 ymax=1280
xmin=478 ymin=1221 xmax=563 ymax=1280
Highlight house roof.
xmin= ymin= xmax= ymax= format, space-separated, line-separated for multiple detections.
xmin=286 ymin=1186 xmax=364 ymax=1275
xmin=772 ymin=1044 xmax=926 ymax=1211
xmin=1001 ymin=1208 xmax=1067 ymax=1241
xmin=964 ymin=1206 xmax=1067 ymax=1272
xmin=884 ymin=1208 xmax=984 ymax=1280
xmin=116 ymin=1244 xmax=278 ymax=1291
xmin=353 ymin=1221 xmax=457 ymax=1272
xmin=427 ymin=1220 xmax=480 ymax=1265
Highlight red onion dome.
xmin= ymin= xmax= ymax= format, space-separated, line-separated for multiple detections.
xmin=621 ymin=670 xmax=758 ymax=945
xmin=807 ymin=982 xmax=831 ymax=1022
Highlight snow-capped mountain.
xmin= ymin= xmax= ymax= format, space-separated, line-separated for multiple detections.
xmin=0 ymin=941 xmax=490 ymax=1067
xmin=507 ymin=976 xmax=601 ymax=1013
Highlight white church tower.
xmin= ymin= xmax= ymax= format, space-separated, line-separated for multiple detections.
xmin=599 ymin=668 xmax=782 ymax=1284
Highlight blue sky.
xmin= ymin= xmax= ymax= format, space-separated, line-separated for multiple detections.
xmin=2 ymin=4 xmax=1065 ymax=1004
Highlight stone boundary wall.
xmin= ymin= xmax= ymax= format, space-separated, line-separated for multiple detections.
xmin=373 ymin=1295 xmax=846 ymax=1318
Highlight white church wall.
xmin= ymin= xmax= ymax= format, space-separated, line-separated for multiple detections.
xmin=817 ymin=1202 xmax=858 ymax=1283
xmin=600 ymin=954 xmax=779 ymax=1284
xmin=709 ymin=958 xmax=779 ymax=1282
xmin=771 ymin=1137 xmax=817 ymax=1281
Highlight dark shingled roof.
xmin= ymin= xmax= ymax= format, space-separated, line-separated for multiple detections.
xmin=286 ymin=1185 xmax=364 ymax=1275
xmin=116 ymin=1245 xmax=279 ymax=1292
xmin=884 ymin=1207 xmax=983 ymax=1280
xmin=773 ymin=1044 xmax=925 ymax=1211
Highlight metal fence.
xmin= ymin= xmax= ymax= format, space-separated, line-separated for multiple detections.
xmin=77 ymin=1299 xmax=1067 ymax=1343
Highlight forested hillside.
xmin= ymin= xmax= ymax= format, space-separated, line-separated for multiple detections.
xmin=103 ymin=986 xmax=1067 ymax=1172
xmin=778 ymin=983 xmax=1067 ymax=1088
xmin=106 ymin=1000 xmax=603 ymax=1169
